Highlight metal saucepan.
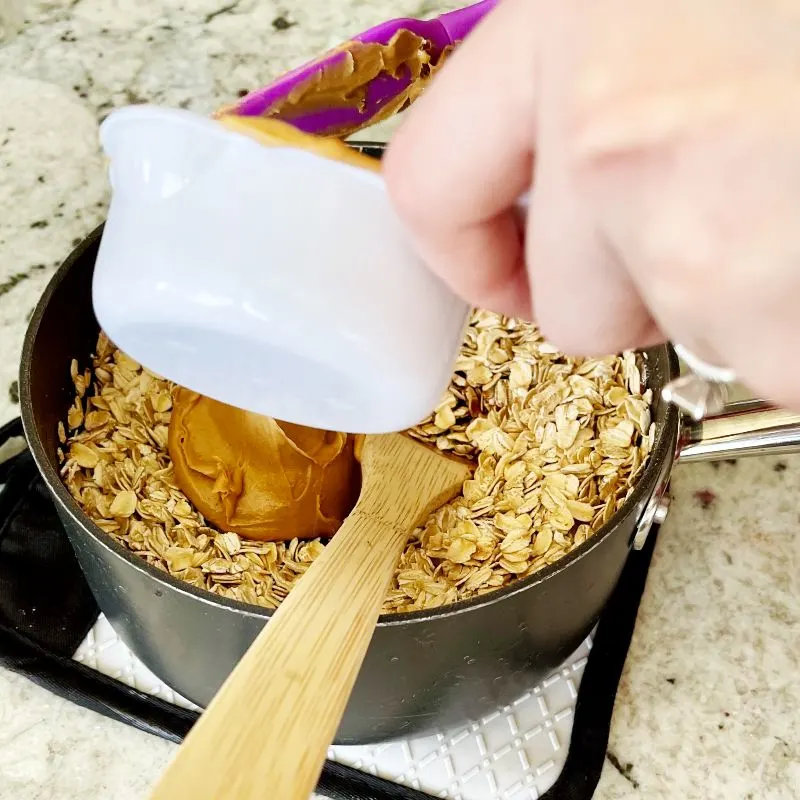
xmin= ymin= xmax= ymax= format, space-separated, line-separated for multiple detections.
xmin=19 ymin=144 xmax=800 ymax=745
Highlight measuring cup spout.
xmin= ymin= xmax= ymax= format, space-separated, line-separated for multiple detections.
xmin=99 ymin=105 xmax=233 ymax=199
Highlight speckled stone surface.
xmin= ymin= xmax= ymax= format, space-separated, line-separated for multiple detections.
xmin=598 ymin=455 xmax=800 ymax=800
xmin=1 ymin=2 xmax=800 ymax=799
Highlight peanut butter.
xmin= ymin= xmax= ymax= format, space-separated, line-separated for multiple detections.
xmin=216 ymin=30 xmax=454 ymax=138
xmin=216 ymin=114 xmax=382 ymax=173
xmin=168 ymin=388 xmax=361 ymax=542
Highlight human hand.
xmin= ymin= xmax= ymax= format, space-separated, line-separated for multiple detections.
xmin=383 ymin=0 xmax=800 ymax=410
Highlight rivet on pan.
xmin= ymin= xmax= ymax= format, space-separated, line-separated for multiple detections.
xmin=632 ymin=493 xmax=671 ymax=551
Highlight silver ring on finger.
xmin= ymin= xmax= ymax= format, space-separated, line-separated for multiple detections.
xmin=662 ymin=343 xmax=737 ymax=421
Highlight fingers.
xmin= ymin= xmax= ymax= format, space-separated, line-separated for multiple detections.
xmin=383 ymin=0 xmax=538 ymax=319
xmin=524 ymin=53 xmax=665 ymax=355
xmin=528 ymin=0 xmax=800 ymax=412
xmin=576 ymin=95 xmax=800 ymax=408
xmin=515 ymin=0 xmax=670 ymax=357
xmin=525 ymin=184 xmax=665 ymax=356
xmin=386 ymin=0 xmax=800 ymax=414
xmin=385 ymin=0 xmax=668 ymax=351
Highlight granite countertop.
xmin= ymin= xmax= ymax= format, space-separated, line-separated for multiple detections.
xmin=1 ymin=2 xmax=799 ymax=798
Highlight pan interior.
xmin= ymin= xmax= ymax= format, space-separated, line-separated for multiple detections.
xmin=21 ymin=220 xmax=680 ymax=627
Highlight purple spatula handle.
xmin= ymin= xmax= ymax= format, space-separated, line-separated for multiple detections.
xmin=437 ymin=0 xmax=497 ymax=42
xmin=220 ymin=0 xmax=497 ymax=137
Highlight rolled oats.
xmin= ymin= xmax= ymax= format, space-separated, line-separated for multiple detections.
xmin=62 ymin=312 xmax=654 ymax=614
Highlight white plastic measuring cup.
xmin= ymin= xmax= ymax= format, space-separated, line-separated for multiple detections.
xmin=92 ymin=105 xmax=470 ymax=434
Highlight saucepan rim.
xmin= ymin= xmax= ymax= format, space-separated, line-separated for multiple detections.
xmin=19 ymin=201 xmax=681 ymax=630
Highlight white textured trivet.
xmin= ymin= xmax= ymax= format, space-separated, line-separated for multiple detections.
xmin=74 ymin=615 xmax=594 ymax=800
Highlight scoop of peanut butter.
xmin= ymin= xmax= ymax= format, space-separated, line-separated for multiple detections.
xmin=168 ymin=388 xmax=361 ymax=541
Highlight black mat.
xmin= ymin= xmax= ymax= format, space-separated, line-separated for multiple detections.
xmin=0 ymin=415 xmax=660 ymax=799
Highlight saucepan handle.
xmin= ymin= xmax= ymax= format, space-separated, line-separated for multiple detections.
xmin=676 ymin=399 xmax=800 ymax=463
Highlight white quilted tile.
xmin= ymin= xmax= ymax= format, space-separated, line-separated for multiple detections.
xmin=74 ymin=616 xmax=199 ymax=712
xmin=74 ymin=615 xmax=593 ymax=798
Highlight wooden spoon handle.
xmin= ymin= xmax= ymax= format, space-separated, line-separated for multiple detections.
xmin=149 ymin=507 xmax=409 ymax=800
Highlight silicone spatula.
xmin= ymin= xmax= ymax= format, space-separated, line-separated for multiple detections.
xmin=214 ymin=0 xmax=497 ymax=138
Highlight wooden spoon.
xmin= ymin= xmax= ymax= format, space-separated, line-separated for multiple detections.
xmin=149 ymin=433 xmax=471 ymax=800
